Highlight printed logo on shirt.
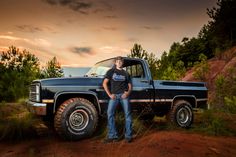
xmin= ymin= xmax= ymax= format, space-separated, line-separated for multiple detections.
xmin=112 ymin=73 xmax=125 ymax=81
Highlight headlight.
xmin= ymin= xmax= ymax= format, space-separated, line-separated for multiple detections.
xmin=35 ymin=85 xmax=40 ymax=102
xmin=29 ymin=83 xmax=41 ymax=102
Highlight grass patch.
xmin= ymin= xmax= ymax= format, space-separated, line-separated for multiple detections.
xmin=190 ymin=109 xmax=236 ymax=136
xmin=0 ymin=102 xmax=39 ymax=142
xmin=93 ymin=111 xmax=150 ymax=139
xmin=94 ymin=112 xmax=179 ymax=139
xmin=94 ymin=109 xmax=236 ymax=139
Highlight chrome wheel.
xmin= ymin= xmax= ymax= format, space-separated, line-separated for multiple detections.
xmin=176 ymin=105 xmax=192 ymax=127
xmin=69 ymin=109 xmax=89 ymax=131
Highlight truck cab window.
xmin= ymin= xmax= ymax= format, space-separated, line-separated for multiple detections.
xmin=125 ymin=63 xmax=145 ymax=78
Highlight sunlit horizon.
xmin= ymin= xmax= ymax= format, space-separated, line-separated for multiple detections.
xmin=0 ymin=0 xmax=217 ymax=67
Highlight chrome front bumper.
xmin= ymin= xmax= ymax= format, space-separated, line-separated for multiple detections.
xmin=27 ymin=101 xmax=47 ymax=116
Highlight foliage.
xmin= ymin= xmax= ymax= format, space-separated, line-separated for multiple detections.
xmin=206 ymin=0 xmax=236 ymax=52
xmin=224 ymin=96 xmax=236 ymax=114
xmin=195 ymin=110 xmax=229 ymax=136
xmin=0 ymin=46 xmax=40 ymax=102
xmin=192 ymin=109 xmax=236 ymax=136
xmin=0 ymin=46 xmax=63 ymax=102
xmin=153 ymin=0 xmax=236 ymax=80
xmin=128 ymin=43 xmax=159 ymax=79
xmin=213 ymin=68 xmax=236 ymax=112
xmin=40 ymin=56 xmax=63 ymax=78
xmin=193 ymin=54 xmax=209 ymax=81
xmin=128 ymin=43 xmax=148 ymax=59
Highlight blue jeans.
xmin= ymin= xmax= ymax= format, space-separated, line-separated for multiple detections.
xmin=107 ymin=93 xmax=132 ymax=139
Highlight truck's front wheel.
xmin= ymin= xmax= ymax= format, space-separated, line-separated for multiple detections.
xmin=168 ymin=100 xmax=193 ymax=128
xmin=54 ymin=98 xmax=98 ymax=140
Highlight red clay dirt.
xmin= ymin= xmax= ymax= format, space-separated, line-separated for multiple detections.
xmin=0 ymin=131 xmax=236 ymax=157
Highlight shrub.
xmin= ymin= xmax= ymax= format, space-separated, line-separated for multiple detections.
xmin=213 ymin=68 xmax=236 ymax=112
xmin=224 ymin=96 xmax=236 ymax=114
xmin=193 ymin=53 xmax=209 ymax=81
xmin=192 ymin=109 xmax=235 ymax=136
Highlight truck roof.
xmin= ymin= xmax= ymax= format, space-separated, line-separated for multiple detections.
xmin=95 ymin=57 xmax=144 ymax=65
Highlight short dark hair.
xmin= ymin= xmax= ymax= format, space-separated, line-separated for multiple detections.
xmin=115 ymin=56 xmax=124 ymax=62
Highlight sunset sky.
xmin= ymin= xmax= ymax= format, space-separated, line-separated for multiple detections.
xmin=0 ymin=0 xmax=217 ymax=67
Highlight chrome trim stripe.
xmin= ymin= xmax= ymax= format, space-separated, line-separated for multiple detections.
xmin=155 ymin=99 xmax=173 ymax=102
xmin=196 ymin=98 xmax=208 ymax=101
xmin=99 ymin=100 xmax=108 ymax=103
xmin=95 ymin=89 xmax=104 ymax=91
xmin=44 ymin=85 xmax=100 ymax=88
xmin=99 ymin=98 xmax=206 ymax=105
xmin=98 ymin=99 xmax=173 ymax=103
xmin=130 ymin=99 xmax=152 ymax=102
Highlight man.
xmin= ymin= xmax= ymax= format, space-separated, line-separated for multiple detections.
xmin=103 ymin=56 xmax=132 ymax=143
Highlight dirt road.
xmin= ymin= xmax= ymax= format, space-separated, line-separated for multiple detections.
xmin=0 ymin=131 xmax=236 ymax=157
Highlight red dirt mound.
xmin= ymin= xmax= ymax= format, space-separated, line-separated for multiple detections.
xmin=182 ymin=47 xmax=236 ymax=101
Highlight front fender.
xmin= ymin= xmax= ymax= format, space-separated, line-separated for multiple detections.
xmin=53 ymin=91 xmax=101 ymax=114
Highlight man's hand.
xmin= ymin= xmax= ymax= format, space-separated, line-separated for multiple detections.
xmin=109 ymin=94 xmax=116 ymax=100
xmin=121 ymin=92 xmax=129 ymax=99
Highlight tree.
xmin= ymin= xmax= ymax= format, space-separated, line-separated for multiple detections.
xmin=128 ymin=43 xmax=148 ymax=59
xmin=128 ymin=43 xmax=159 ymax=79
xmin=206 ymin=0 xmax=236 ymax=52
xmin=0 ymin=46 xmax=40 ymax=102
xmin=41 ymin=56 xmax=63 ymax=78
xmin=193 ymin=54 xmax=209 ymax=81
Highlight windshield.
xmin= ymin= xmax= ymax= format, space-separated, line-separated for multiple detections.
xmin=86 ymin=59 xmax=115 ymax=76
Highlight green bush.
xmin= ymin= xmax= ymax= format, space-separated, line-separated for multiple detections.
xmin=192 ymin=109 xmax=235 ymax=136
xmin=193 ymin=54 xmax=209 ymax=81
xmin=224 ymin=96 xmax=236 ymax=114
xmin=213 ymin=68 xmax=236 ymax=112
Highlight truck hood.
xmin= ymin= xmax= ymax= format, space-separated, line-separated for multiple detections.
xmin=34 ymin=76 xmax=104 ymax=87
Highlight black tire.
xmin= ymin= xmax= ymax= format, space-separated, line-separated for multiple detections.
xmin=167 ymin=100 xmax=193 ymax=128
xmin=54 ymin=98 xmax=98 ymax=140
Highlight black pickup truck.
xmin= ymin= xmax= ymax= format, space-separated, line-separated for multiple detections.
xmin=28 ymin=57 xmax=208 ymax=140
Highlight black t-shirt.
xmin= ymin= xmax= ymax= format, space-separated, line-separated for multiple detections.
xmin=105 ymin=68 xmax=131 ymax=94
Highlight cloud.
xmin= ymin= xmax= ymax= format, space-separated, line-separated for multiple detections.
xmin=99 ymin=46 xmax=129 ymax=54
xmin=43 ymin=0 xmax=92 ymax=14
xmin=127 ymin=37 xmax=139 ymax=42
xmin=103 ymin=26 xmax=118 ymax=31
xmin=43 ymin=0 xmax=116 ymax=15
xmin=0 ymin=35 xmax=51 ymax=47
xmin=141 ymin=25 xmax=162 ymax=30
xmin=15 ymin=25 xmax=57 ymax=33
xmin=70 ymin=46 xmax=94 ymax=56
xmin=0 ymin=35 xmax=21 ymax=40
xmin=43 ymin=0 xmax=57 ymax=5
xmin=104 ymin=15 xmax=118 ymax=19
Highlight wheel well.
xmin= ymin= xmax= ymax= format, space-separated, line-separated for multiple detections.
xmin=172 ymin=97 xmax=196 ymax=109
xmin=54 ymin=94 xmax=101 ymax=115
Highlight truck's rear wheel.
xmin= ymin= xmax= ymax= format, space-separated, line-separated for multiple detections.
xmin=168 ymin=100 xmax=193 ymax=128
xmin=54 ymin=98 xmax=98 ymax=140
